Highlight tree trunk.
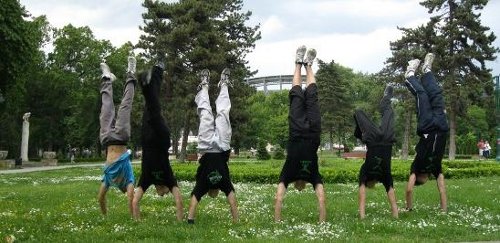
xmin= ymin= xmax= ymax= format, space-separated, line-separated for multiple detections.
xmin=448 ymin=106 xmax=457 ymax=160
xmin=329 ymin=128 xmax=334 ymax=152
xmin=178 ymin=113 xmax=191 ymax=163
xmin=402 ymin=109 xmax=411 ymax=160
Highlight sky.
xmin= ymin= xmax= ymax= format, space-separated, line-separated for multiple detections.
xmin=20 ymin=0 xmax=500 ymax=78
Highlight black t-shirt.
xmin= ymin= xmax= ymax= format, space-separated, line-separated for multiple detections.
xmin=137 ymin=147 xmax=177 ymax=191
xmin=359 ymin=145 xmax=393 ymax=192
xmin=191 ymin=150 xmax=234 ymax=201
xmin=279 ymin=139 xmax=323 ymax=189
xmin=411 ymin=131 xmax=447 ymax=178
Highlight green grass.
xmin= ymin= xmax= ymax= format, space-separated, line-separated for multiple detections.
xmin=0 ymin=164 xmax=499 ymax=242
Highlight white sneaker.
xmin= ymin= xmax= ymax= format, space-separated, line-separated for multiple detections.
xmin=295 ymin=45 xmax=307 ymax=64
xmin=127 ymin=56 xmax=136 ymax=74
xmin=218 ymin=68 xmax=233 ymax=87
xmin=100 ymin=63 xmax=116 ymax=82
xmin=405 ymin=59 xmax=420 ymax=78
xmin=198 ymin=69 xmax=210 ymax=91
xmin=421 ymin=53 xmax=434 ymax=74
xmin=303 ymin=48 xmax=317 ymax=66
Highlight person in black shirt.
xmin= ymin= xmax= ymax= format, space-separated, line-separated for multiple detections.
xmin=274 ymin=45 xmax=326 ymax=222
xmin=187 ymin=68 xmax=238 ymax=224
xmin=354 ymin=85 xmax=398 ymax=219
xmin=404 ymin=53 xmax=449 ymax=212
xmin=132 ymin=60 xmax=183 ymax=221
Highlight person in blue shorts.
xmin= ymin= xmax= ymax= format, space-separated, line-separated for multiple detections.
xmin=132 ymin=59 xmax=183 ymax=221
xmin=274 ymin=45 xmax=326 ymax=222
xmin=97 ymin=56 xmax=136 ymax=216
xmin=187 ymin=68 xmax=238 ymax=224
xmin=354 ymin=85 xmax=398 ymax=219
xmin=404 ymin=53 xmax=449 ymax=212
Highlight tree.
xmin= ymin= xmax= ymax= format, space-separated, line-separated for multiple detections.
xmin=0 ymin=0 xmax=49 ymax=157
xmin=138 ymin=0 xmax=260 ymax=160
xmin=316 ymin=60 xmax=353 ymax=152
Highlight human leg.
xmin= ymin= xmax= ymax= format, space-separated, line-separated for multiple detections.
xmin=353 ymin=110 xmax=380 ymax=145
xmin=99 ymin=63 xmax=115 ymax=145
xmin=126 ymin=183 xmax=134 ymax=217
xmin=274 ymin=182 xmax=287 ymax=222
xmin=195 ymin=70 xmax=216 ymax=152
xmin=226 ymin=191 xmax=239 ymax=223
xmin=132 ymin=187 xmax=145 ymax=220
xmin=314 ymin=183 xmax=326 ymax=222
xmin=187 ymin=195 xmax=199 ymax=223
xmin=405 ymin=173 xmax=416 ymax=210
xmin=304 ymin=79 xmax=321 ymax=140
xmin=111 ymin=56 xmax=137 ymax=143
xmin=359 ymin=183 xmax=367 ymax=219
xmin=140 ymin=64 xmax=171 ymax=146
xmin=404 ymin=61 xmax=434 ymax=135
xmin=214 ymin=68 xmax=232 ymax=152
xmin=437 ymin=173 xmax=447 ymax=212
xmin=171 ymin=186 xmax=184 ymax=221
xmin=97 ymin=182 xmax=109 ymax=215
xmin=379 ymin=86 xmax=395 ymax=142
xmin=386 ymin=187 xmax=398 ymax=218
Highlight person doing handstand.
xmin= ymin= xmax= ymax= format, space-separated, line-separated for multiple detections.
xmin=274 ymin=45 xmax=326 ymax=222
xmin=404 ymin=53 xmax=449 ymax=212
xmin=187 ymin=68 xmax=238 ymax=224
xmin=132 ymin=58 xmax=183 ymax=221
xmin=97 ymin=56 xmax=137 ymax=216
xmin=354 ymin=85 xmax=398 ymax=219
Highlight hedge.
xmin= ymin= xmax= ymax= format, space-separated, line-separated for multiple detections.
xmin=133 ymin=159 xmax=500 ymax=184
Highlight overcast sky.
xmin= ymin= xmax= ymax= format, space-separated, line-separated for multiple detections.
xmin=20 ymin=0 xmax=500 ymax=77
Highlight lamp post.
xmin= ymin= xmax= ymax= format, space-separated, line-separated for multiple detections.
xmin=495 ymin=75 xmax=500 ymax=161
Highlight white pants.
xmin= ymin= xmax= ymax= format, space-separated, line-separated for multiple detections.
xmin=195 ymin=85 xmax=231 ymax=153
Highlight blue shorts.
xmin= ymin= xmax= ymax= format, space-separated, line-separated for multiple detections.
xmin=102 ymin=150 xmax=135 ymax=192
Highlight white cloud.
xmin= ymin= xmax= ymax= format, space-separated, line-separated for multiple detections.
xmin=260 ymin=16 xmax=285 ymax=38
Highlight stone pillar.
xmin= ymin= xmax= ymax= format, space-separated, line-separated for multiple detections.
xmin=21 ymin=112 xmax=31 ymax=162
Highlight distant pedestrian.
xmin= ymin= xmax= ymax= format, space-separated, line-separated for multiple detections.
xmin=483 ymin=141 xmax=491 ymax=159
xmin=477 ymin=139 xmax=485 ymax=160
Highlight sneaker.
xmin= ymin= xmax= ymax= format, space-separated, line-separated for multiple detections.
xmin=127 ymin=56 xmax=136 ymax=74
xmin=100 ymin=62 xmax=116 ymax=82
xmin=218 ymin=68 xmax=233 ymax=87
xmin=303 ymin=48 xmax=317 ymax=66
xmin=404 ymin=59 xmax=420 ymax=78
xmin=198 ymin=69 xmax=210 ymax=90
xmin=295 ymin=45 xmax=307 ymax=64
xmin=421 ymin=53 xmax=434 ymax=73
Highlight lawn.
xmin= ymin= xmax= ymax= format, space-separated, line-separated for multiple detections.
xmin=0 ymin=162 xmax=499 ymax=242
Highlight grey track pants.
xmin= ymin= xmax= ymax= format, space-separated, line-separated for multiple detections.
xmin=99 ymin=75 xmax=136 ymax=145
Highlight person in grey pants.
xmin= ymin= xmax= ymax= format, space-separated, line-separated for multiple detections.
xmin=187 ymin=68 xmax=238 ymax=224
xmin=97 ymin=56 xmax=136 ymax=217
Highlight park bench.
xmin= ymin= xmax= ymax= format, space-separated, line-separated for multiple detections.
xmin=341 ymin=151 xmax=366 ymax=159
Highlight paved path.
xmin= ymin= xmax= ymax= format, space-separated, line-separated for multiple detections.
xmin=0 ymin=161 xmax=140 ymax=174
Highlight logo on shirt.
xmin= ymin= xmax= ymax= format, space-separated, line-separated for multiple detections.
xmin=300 ymin=160 xmax=311 ymax=175
xmin=152 ymin=171 xmax=164 ymax=181
xmin=208 ymin=170 xmax=222 ymax=185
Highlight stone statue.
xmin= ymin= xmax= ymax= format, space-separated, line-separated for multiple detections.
xmin=21 ymin=112 xmax=31 ymax=162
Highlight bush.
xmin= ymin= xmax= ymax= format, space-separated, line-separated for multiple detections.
xmin=256 ymin=142 xmax=270 ymax=160
xmin=169 ymin=159 xmax=500 ymax=184
xmin=273 ymin=146 xmax=285 ymax=160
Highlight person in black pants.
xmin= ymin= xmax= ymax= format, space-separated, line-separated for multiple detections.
xmin=404 ymin=53 xmax=449 ymax=212
xmin=274 ymin=45 xmax=326 ymax=222
xmin=132 ymin=59 xmax=183 ymax=221
xmin=354 ymin=85 xmax=398 ymax=219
